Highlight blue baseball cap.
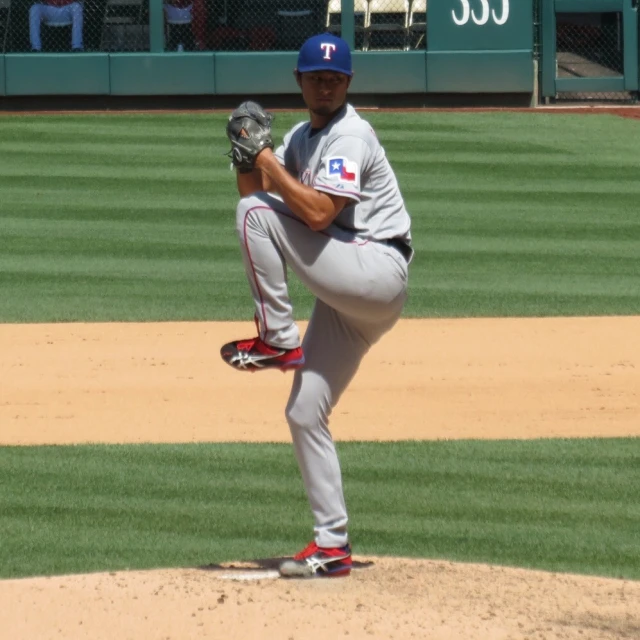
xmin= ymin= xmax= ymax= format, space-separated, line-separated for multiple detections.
xmin=297 ymin=33 xmax=353 ymax=77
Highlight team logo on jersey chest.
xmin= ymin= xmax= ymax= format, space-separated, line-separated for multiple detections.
xmin=326 ymin=157 xmax=358 ymax=183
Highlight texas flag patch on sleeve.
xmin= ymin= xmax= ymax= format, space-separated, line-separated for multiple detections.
xmin=327 ymin=157 xmax=358 ymax=183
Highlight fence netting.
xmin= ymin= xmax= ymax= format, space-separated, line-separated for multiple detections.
xmin=0 ymin=0 xmax=427 ymax=53
xmin=0 ymin=0 xmax=149 ymax=52
xmin=555 ymin=11 xmax=633 ymax=102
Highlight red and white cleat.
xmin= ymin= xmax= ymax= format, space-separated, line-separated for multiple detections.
xmin=220 ymin=336 xmax=305 ymax=372
xmin=279 ymin=542 xmax=352 ymax=578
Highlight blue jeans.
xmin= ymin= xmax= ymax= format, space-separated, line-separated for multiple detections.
xmin=29 ymin=3 xmax=84 ymax=51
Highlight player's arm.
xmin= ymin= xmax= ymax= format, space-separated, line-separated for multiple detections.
xmin=255 ymin=149 xmax=349 ymax=231
xmin=236 ymin=168 xmax=275 ymax=197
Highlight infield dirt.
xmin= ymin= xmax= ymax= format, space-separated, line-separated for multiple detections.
xmin=1 ymin=317 xmax=639 ymax=639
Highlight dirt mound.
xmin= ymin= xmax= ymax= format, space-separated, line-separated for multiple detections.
xmin=2 ymin=558 xmax=638 ymax=640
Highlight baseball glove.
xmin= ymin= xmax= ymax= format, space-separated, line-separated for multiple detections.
xmin=226 ymin=101 xmax=275 ymax=173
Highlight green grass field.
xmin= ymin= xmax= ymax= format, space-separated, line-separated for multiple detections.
xmin=1 ymin=439 xmax=639 ymax=580
xmin=0 ymin=112 xmax=639 ymax=581
xmin=1 ymin=112 xmax=639 ymax=322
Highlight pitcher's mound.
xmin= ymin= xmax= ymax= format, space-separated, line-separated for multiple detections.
xmin=2 ymin=557 xmax=638 ymax=640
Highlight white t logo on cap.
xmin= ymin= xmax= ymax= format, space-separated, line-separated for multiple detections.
xmin=320 ymin=43 xmax=337 ymax=60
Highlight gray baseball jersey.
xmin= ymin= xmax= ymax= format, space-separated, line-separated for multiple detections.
xmin=275 ymin=104 xmax=412 ymax=249
xmin=235 ymin=103 xmax=412 ymax=549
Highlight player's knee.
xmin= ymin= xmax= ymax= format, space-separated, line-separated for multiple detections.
xmin=235 ymin=194 xmax=272 ymax=236
xmin=285 ymin=399 xmax=328 ymax=434
xmin=285 ymin=404 xmax=311 ymax=433
xmin=236 ymin=194 xmax=260 ymax=225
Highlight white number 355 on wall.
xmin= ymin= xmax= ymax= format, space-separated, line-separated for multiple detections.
xmin=452 ymin=0 xmax=510 ymax=26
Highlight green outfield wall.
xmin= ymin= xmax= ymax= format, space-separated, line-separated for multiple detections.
xmin=0 ymin=0 xmax=535 ymax=98
xmin=0 ymin=48 xmax=533 ymax=98
xmin=0 ymin=0 xmax=638 ymax=101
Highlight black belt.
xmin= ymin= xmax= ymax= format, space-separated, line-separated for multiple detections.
xmin=385 ymin=238 xmax=413 ymax=263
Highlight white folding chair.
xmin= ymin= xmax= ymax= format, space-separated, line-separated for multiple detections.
xmin=329 ymin=0 xmax=369 ymax=50
xmin=326 ymin=0 xmax=369 ymax=49
xmin=354 ymin=0 xmax=369 ymax=49
xmin=364 ymin=0 xmax=409 ymax=51
xmin=326 ymin=0 xmax=341 ymax=34
xmin=407 ymin=0 xmax=426 ymax=50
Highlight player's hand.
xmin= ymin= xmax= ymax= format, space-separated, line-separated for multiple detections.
xmin=226 ymin=101 xmax=275 ymax=174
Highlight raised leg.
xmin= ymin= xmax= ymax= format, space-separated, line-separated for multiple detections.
xmin=235 ymin=192 xmax=408 ymax=349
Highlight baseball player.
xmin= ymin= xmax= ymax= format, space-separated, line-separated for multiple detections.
xmin=222 ymin=32 xmax=413 ymax=578
xmin=29 ymin=0 xmax=84 ymax=52
xmin=163 ymin=0 xmax=207 ymax=51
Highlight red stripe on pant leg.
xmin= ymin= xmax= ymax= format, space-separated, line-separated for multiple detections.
xmin=242 ymin=204 xmax=369 ymax=339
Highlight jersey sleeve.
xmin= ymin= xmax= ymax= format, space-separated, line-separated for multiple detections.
xmin=275 ymin=122 xmax=306 ymax=168
xmin=313 ymin=136 xmax=370 ymax=202
xmin=274 ymin=140 xmax=286 ymax=166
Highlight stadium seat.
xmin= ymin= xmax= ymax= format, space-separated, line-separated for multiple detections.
xmin=325 ymin=0 xmax=369 ymax=49
xmin=407 ymin=0 xmax=426 ymax=50
xmin=325 ymin=0 xmax=340 ymax=35
xmin=364 ymin=0 xmax=409 ymax=51
xmin=100 ymin=0 xmax=146 ymax=51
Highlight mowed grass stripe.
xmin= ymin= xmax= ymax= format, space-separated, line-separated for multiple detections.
xmin=1 ymin=190 xmax=232 ymax=216
xmin=417 ymin=235 xmax=639 ymax=259
xmin=0 ymin=151 xmax=223 ymax=176
xmin=0 ymin=439 xmax=638 ymax=580
xmin=0 ymin=115 xmax=220 ymax=139
xmin=2 ymin=217 xmax=224 ymax=241
xmin=413 ymin=206 xmax=639 ymax=231
xmin=397 ymin=160 xmax=640 ymax=185
xmin=0 ymin=139 xmax=217 ymax=154
xmin=1 ymin=168 xmax=223 ymax=185
xmin=1 ymin=112 xmax=639 ymax=321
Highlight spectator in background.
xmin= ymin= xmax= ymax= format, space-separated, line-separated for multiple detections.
xmin=29 ymin=0 xmax=84 ymax=52
xmin=164 ymin=0 xmax=207 ymax=51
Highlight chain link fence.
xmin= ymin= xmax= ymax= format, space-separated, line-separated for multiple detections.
xmin=555 ymin=11 xmax=633 ymax=102
xmin=0 ymin=0 xmax=427 ymax=53
xmin=181 ymin=0 xmax=425 ymax=53
xmin=0 ymin=0 xmax=149 ymax=52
